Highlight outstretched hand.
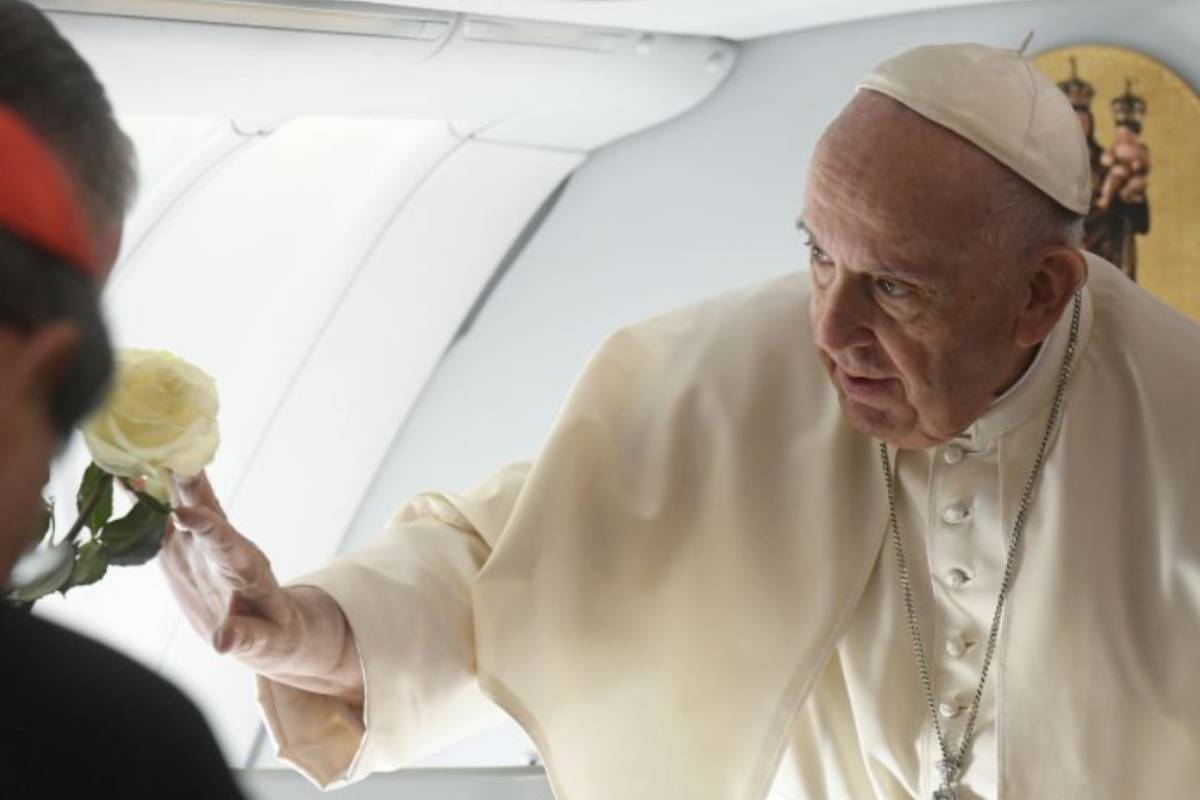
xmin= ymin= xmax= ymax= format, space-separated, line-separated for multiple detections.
xmin=159 ymin=473 xmax=364 ymax=705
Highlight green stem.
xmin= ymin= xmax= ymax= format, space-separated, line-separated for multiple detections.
xmin=60 ymin=472 xmax=111 ymax=546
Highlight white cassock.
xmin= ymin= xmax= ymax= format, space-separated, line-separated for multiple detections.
xmin=257 ymin=253 xmax=1200 ymax=799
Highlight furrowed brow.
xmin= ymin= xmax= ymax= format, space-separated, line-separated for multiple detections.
xmin=871 ymin=263 xmax=947 ymax=295
xmin=795 ymin=216 xmax=821 ymax=246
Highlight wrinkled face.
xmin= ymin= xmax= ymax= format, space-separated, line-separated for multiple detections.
xmin=803 ymin=92 xmax=1036 ymax=449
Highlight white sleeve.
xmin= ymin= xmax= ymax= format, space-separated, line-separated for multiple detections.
xmin=256 ymin=463 xmax=529 ymax=788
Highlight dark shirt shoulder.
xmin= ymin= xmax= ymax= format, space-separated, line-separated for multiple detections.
xmin=0 ymin=605 xmax=245 ymax=800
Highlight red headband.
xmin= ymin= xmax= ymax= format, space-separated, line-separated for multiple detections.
xmin=0 ymin=106 xmax=97 ymax=277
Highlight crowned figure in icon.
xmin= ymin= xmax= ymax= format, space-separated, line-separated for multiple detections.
xmin=1059 ymin=58 xmax=1151 ymax=280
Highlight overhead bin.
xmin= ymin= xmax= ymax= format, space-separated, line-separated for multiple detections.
xmin=42 ymin=3 xmax=736 ymax=147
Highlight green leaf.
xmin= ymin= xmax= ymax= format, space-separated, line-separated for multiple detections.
xmin=134 ymin=489 xmax=171 ymax=516
xmin=76 ymin=463 xmax=114 ymax=535
xmin=9 ymin=543 xmax=76 ymax=603
xmin=62 ymin=539 xmax=109 ymax=593
xmin=116 ymin=478 xmax=171 ymax=516
xmin=101 ymin=501 xmax=168 ymax=566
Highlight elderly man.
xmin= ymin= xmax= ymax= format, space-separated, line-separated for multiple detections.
xmin=164 ymin=42 xmax=1200 ymax=799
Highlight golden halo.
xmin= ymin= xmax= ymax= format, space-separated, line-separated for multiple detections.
xmin=1034 ymin=44 xmax=1200 ymax=322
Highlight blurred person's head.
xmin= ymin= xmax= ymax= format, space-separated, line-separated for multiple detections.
xmin=0 ymin=0 xmax=136 ymax=272
xmin=0 ymin=108 xmax=113 ymax=580
xmin=0 ymin=3 xmax=132 ymax=580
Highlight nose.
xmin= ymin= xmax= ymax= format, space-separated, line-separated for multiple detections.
xmin=811 ymin=271 xmax=876 ymax=356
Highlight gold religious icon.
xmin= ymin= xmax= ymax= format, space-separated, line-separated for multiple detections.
xmin=1034 ymin=45 xmax=1200 ymax=322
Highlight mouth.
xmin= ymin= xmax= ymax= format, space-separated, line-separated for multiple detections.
xmin=832 ymin=364 xmax=896 ymax=400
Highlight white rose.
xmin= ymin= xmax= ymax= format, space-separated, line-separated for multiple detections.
xmin=81 ymin=349 xmax=220 ymax=502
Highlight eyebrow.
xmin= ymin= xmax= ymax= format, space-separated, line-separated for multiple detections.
xmin=795 ymin=216 xmax=824 ymax=250
xmin=793 ymin=214 xmax=947 ymax=292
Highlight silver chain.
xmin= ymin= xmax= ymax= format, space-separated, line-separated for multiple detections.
xmin=877 ymin=292 xmax=1081 ymax=794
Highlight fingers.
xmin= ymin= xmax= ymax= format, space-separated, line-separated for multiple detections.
xmin=173 ymin=471 xmax=226 ymax=516
xmin=159 ymin=522 xmax=225 ymax=633
xmin=213 ymin=612 xmax=264 ymax=655
xmin=211 ymin=601 xmax=293 ymax=665
xmin=158 ymin=521 xmax=187 ymax=576
xmin=171 ymin=506 xmax=277 ymax=593
xmin=213 ymin=612 xmax=270 ymax=658
xmin=161 ymin=508 xmax=294 ymax=666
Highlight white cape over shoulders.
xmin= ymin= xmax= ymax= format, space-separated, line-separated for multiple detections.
xmin=260 ymin=254 xmax=1200 ymax=800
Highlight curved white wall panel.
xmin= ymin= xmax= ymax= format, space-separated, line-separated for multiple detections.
xmin=40 ymin=117 xmax=467 ymax=761
xmin=210 ymin=136 xmax=582 ymax=585
xmin=37 ymin=123 xmax=582 ymax=764
xmin=42 ymin=124 xmax=581 ymax=762
xmin=112 ymin=118 xmax=461 ymax=497
xmin=109 ymin=116 xmax=250 ymax=289
xmin=157 ymin=136 xmax=581 ymax=763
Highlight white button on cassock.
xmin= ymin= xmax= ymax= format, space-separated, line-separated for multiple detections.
xmin=946 ymin=634 xmax=968 ymax=658
xmin=942 ymin=503 xmax=971 ymax=525
xmin=938 ymin=701 xmax=963 ymax=719
xmin=943 ymin=444 xmax=965 ymax=465
xmin=946 ymin=568 xmax=969 ymax=588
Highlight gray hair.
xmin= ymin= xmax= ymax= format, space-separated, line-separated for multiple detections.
xmin=985 ymin=165 xmax=1086 ymax=283
xmin=0 ymin=1 xmax=137 ymax=231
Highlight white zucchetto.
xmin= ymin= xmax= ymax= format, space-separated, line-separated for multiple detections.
xmin=859 ymin=42 xmax=1092 ymax=214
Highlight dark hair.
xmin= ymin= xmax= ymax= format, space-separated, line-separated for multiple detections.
xmin=0 ymin=229 xmax=113 ymax=437
xmin=0 ymin=1 xmax=136 ymax=230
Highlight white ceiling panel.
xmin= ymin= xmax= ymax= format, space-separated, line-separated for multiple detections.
xmin=48 ymin=9 xmax=733 ymax=148
xmin=42 ymin=0 xmax=1032 ymax=41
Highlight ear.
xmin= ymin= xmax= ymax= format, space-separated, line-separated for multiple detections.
xmin=94 ymin=224 xmax=124 ymax=283
xmin=10 ymin=321 xmax=81 ymax=404
xmin=1014 ymin=247 xmax=1088 ymax=348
